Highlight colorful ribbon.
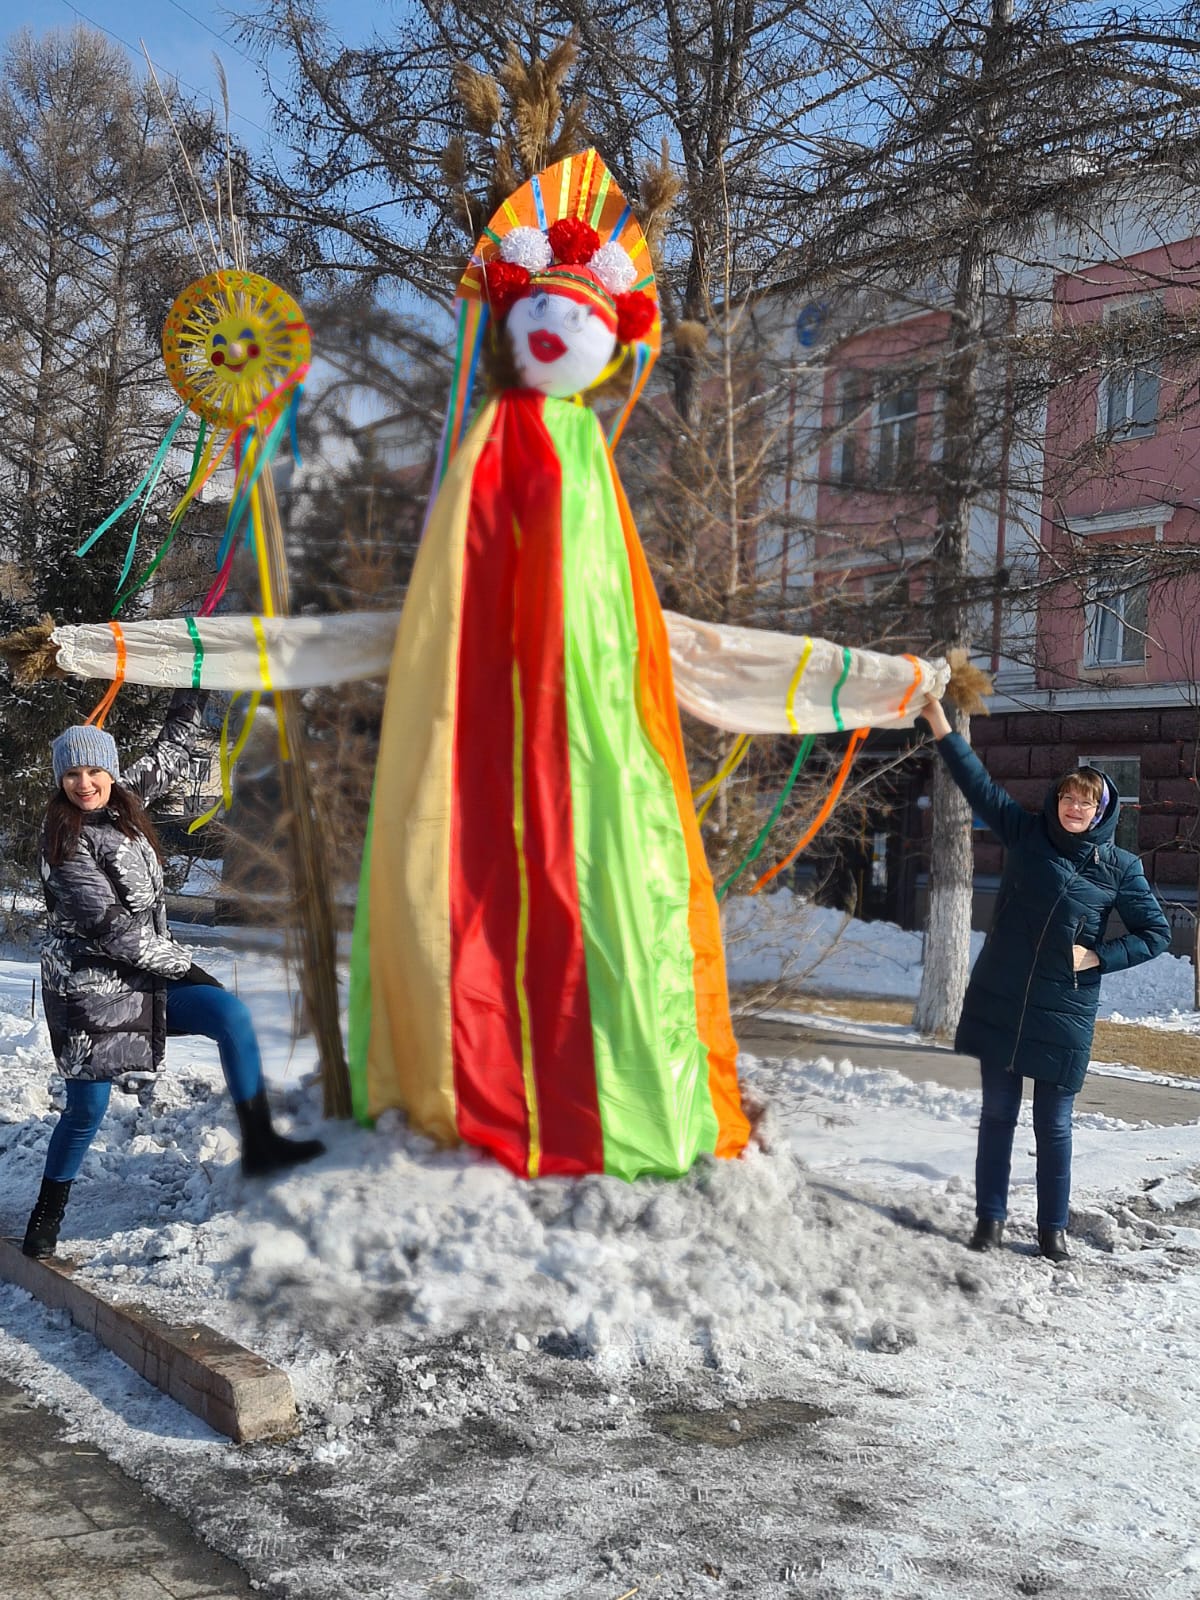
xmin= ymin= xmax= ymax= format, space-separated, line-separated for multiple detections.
xmin=75 ymin=408 xmax=190 ymax=590
xmin=750 ymin=728 xmax=869 ymax=895
xmin=83 ymin=622 xmax=126 ymax=730
xmin=717 ymin=734 xmax=816 ymax=902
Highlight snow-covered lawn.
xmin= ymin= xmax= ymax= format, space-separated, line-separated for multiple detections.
xmin=725 ymin=888 xmax=1200 ymax=1023
xmin=0 ymin=901 xmax=1198 ymax=1599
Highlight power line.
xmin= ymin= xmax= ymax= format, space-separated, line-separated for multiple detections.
xmin=162 ymin=0 xmax=258 ymax=67
xmin=54 ymin=0 xmax=273 ymax=139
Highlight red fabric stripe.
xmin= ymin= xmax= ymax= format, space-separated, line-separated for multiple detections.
xmin=450 ymin=403 xmax=529 ymax=1174
xmin=508 ymin=394 xmax=604 ymax=1176
xmin=450 ymin=391 xmax=603 ymax=1176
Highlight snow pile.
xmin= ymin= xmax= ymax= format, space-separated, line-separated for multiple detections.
xmin=4 ymin=937 xmax=1200 ymax=1597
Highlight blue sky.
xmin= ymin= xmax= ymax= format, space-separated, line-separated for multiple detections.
xmin=3 ymin=0 xmax=385 ymax=152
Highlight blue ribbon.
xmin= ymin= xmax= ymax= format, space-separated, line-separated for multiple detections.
xmin=76 ymin=407 xmax=190 ymax=590
xmin=216 ymin=409 xmax=291 ymax=569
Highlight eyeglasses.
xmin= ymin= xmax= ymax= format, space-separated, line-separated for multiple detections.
xmin=1059 ymin=796 xmax=1098 ymax=814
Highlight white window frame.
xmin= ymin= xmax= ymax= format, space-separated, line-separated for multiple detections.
xmin=1097 ymin=297 xmax=1161 ymax=441
xmin=1085 ymin=582 xmax=1149 ymax=666
xmin=874 ymin=374 xmax=920 ymax=484
xmin=834 ymin=369 xmax=869 ymax=487
xmin=1079 ymin=754 xmax=1140 ymax=852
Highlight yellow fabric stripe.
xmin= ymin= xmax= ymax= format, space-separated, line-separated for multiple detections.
xmin=785 ymin=636 xmax=814 ymax=734
xmin=509 ymin=518 xmax=540 ymax=1175
xmin=629 ymin=236 xmax=647 ymax=260
xmin=364 ymin=401 xmax=497 ymax=1133
xmin=558 ymin=154 xmax=572 ymax=219
xmin=502 ymin=199 xmax=520 ymax=230
xmin=576 ymin=148 xmax=596 ymax=218
xmin=251 ymin=615 xmax=273 ymax=691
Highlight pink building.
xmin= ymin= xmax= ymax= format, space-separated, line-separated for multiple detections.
xmin=802 ymin=235 xmax=1200 ymax=939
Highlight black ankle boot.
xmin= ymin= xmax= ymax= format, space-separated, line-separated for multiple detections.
xmin=968 ymin=1219 xmax=1004 ymax=1252
xmin=22 ymin=1178 xmax=73 ymax=1259
xmin=1038 ymin=1228 xmax=1070 ymax=1263
xmin=234 ymin=1089 xmax=326 ymax=1178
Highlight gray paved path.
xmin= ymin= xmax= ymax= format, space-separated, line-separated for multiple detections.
xmin=0 ymin=1377 xmax=255 ymax=1600
xmin=736 ymin=1014 xmax=1200 ymax=1126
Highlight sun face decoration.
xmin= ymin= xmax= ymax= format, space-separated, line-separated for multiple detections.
xmin=162 ymin=270 xmax=311 ymax=429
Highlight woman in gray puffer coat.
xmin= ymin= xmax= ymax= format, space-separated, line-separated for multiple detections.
xmin=24 ymin=691 xmax=324 ymax=1259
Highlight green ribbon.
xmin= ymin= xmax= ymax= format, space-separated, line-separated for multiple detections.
xmin=831 ymin=645 xmax=852 ymax=733
xmin=186 ymin=615 xmax=204 ymax=688
xmin=112 ymin=419 xmax=209 ymax=617
xmin=717 ymin=734 xmax=816 ymax=902
xmin=76 ymin=407 xmax=190 ymax=591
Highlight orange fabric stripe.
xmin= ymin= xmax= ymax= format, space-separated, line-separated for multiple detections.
xmin=603 ymin=452 xmax=748 ymax=1160
xmin=897 ymin=653 xmax=923 ymax=719
xmin=85 ymin=622 xmax=126 ymax=729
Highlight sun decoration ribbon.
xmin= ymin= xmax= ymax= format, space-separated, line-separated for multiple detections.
xmin=74 ymin=269 xmax=311 ymax=815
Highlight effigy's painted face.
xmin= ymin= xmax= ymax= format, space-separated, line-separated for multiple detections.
xmin=507 ymin=291 xmax=617 ymax=398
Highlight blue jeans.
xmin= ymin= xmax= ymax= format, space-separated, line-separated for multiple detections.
xmin=976 ymin=1058 xmax=1075 ymax=1231
xmin=43 ymin=982 xmax=263 ymax=1182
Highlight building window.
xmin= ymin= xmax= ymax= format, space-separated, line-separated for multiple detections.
xmin=1099 ymin=301 xmax=1161 ymax=439
xmin=875 ymin=377 xmax=919 ymax=484
xmin=1086 ymin=584 xmax=1148 ymax=666
xmin=835 ymin=371 xmax=869 ymax=486
xmin=1080 ymin=755 xmax=1140 ymax=853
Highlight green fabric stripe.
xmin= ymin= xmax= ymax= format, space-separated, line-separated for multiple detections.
xmin=347 ymin=789 xmax=377 ymax=1126
xmin=588 ymin=169 xmax=612 ymax=228
xmin=185 ymin=616 xmax=203 ymax=688
xmin=831 ymin=645 xmax=852 ymax=733
xmin=544 ymin=400 xmax=717 ymax=1179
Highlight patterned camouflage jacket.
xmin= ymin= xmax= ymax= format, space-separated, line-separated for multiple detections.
xmin=39 ymin=691 xmax=207 ymax=1090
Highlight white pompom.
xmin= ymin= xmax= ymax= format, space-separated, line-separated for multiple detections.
xmin=501 ymin=227 xmax=553 ymax=271
xmin=588 ymin=241 xmax=637 ymax=294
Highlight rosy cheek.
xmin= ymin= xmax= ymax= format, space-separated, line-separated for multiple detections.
xmin=211 ymin=351 xmax=225 ymax=366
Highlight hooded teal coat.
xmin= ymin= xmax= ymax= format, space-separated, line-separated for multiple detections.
xmin=937 ymin=733 xmax=1170 ymax=1092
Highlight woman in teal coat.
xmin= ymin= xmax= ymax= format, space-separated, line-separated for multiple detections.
xmin=920 ymin=696 xmax=1170 ymax=1261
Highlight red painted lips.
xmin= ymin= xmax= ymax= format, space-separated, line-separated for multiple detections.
xmin=527 ymin=330 xmax=567 ymax=363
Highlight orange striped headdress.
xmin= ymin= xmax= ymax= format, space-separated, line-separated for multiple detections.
xmin=433 ymin=150 xmax=661 ymax=487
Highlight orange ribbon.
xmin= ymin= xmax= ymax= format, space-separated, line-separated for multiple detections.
xmin=84 ymin=622 xmax=126 ymax=730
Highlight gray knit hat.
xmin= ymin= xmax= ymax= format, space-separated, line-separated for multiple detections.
xmin=51 ymin=725 xmax=120 ymax=787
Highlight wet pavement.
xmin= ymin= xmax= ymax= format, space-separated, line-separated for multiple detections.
xmin=0 ymin=1377 xmax=256 ymax=1600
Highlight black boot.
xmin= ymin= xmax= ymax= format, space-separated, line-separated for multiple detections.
xmin=1038 ymin=1228 xmax=1070 ymax=1263
xmin=234 ymin=1090 xmax=326 ymax=1178
xmin=22 ymin=1178 xmax=73 ymax=1259
xmin=968 ymin=1218 xmax=1005 ymax=1252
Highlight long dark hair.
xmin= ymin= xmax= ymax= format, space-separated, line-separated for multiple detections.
xmin=44 ymin=784 xmax=164 ymax=868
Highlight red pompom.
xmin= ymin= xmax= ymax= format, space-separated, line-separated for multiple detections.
xmin=547 ymin=217 xmax=601 ymax=266
xmin=615 ymin=291 xmax=656 ymax=344
xmin=483 ymin=260 xmax=531 ymax=317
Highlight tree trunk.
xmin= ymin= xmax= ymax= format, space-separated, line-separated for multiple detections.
xmin=914 ymin=0 xmax=1012 ymax=1037
xmin=914 ymin=704 xmax=974 ymax=1037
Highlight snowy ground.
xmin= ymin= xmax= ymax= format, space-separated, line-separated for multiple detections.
xmin=1 ymin=901 xmax=1199 ymax=1598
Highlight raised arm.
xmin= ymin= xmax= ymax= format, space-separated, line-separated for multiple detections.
xmin=122 ymin=689 xmax=209 ymax=808
xmin=918 ymin=696 xmax=1034 ymax=850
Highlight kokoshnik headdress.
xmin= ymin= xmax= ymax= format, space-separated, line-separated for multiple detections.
xmin=434 ymin=149 xmax=661 ymax=486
